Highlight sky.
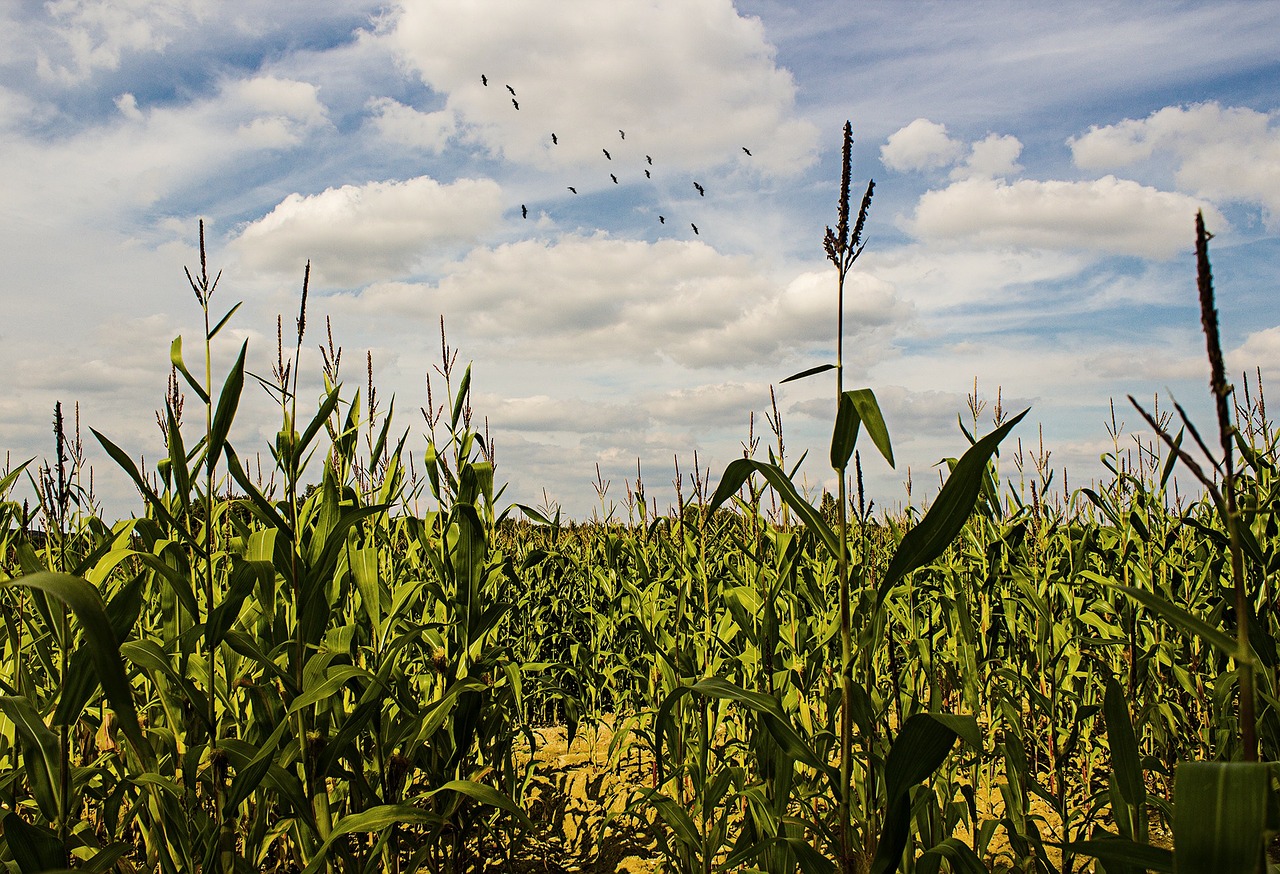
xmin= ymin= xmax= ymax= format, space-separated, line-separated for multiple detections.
xmin=2 ymin=0 xmax=1279 ymax=521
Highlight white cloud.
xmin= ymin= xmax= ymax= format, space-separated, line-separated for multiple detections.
xmin=903 ymin=175 xmax=1225 ymax=259
xmin=1070 ymin=102 xmax=1280 ymax=227
xmin=386 ymin=0 xmax=818 ymax=177
xmin=0 ymin=75 xmax=331 ymax=220
xmin=956 ymin=133 xmax=1023 ymax=179
xmin=1231 ymin=326 xmax=1280 ymax=381
xmin=366 ymin=97 xmax=455 ymax=151
xmin=882 ymin=121 xmax=1021 ymax=180
xmin=232 ymin=175 xmax=503 ymax=286
xmin=867 ymin=245 xmax=1091 ymax=312
xmin=36 ymin=0 xmax=204 ymax=84
xmin=881 ymin=119 xmax=964 ymax=172
xmin=331 ymin=236 xmax=907 ymax=369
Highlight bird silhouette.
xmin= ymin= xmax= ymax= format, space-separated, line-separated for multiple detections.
xmin=646 ymin=155 xmax=653 ymax=165
xmin=567 ymin=186 xmax=577 ymax=194
xmin=742 ymin=147 xmax=752 ymax=156
xmin=602 ymin=148 xmax=611 ymax=160
xmin=551 ymin=133 xmax=558 ymax=144
xmin=521 ymin=204 xmax=528 ymax=218
xmin=481 ymin=74 xmax=488 ymax=86
xmin=659 ymin=216 xmax=665 ymax=224
xmin=619 ymin=129 xmax=625 ymax=140
xmin=691 ymin=223 xmax=699 ymax=234
xmin=693 ymin=182 xmax=705 ymax=196
xmin=644 ymin=169 xmax=651 ymax=178
xmin=610 ymin=173 xmax=618 ymax=184
xmin=506 ymin=85 xmax=516 ymax=96
xmin=512 ymin=99 xmax=519 ymax=110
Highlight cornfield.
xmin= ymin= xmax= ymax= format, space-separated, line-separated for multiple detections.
xmin=0 ymin=124 xmax=1276 ymax=873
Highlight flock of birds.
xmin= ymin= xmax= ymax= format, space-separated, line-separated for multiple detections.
xmin=481 ymin=74 xmax=753 ymax=239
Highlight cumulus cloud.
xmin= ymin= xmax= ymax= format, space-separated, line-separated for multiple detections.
xmin=1231 ymin=325 xmax=1280 ymax=380
xmin=385 ymin=0 xmax=818 ymax=176
xmin=903 ymin=175 xmax=1225 ymax=259
xmin=958 ymin=133 xmax=1023 ymax=179
xmin=1069 ymin=102 xmax=1280 ymax=226
xmin=881 ymin=119 xmax=965 ymax=172
xmin=232 ymin=175 xmax=503 ymax=286
xmin=331 ymin=236 xmax=907 ymax=368
xmin=882 ymin=120 xmax=1022 ymax=180
xmin=366 ymin=97 xmax=456 ymax=151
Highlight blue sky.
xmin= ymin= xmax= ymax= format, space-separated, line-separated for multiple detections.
xmin=2 ymin=0 xmax=1278 ymax=519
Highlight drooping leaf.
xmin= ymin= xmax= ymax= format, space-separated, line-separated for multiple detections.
xmin=878 ymin=409 xmax=1028 ymax=607
xmin=4 ymin=572 xmax=152 ymax=765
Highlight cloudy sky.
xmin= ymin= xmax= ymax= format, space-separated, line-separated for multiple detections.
xmin=3 ymin=0 xmax=1279 ymax=520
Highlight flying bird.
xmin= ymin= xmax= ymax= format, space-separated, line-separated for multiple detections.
xmin=551 ymin=133 xmax=558 ymax=144
xmin=610 ymin=173 xmax=618 ymax=184
xmin=521 ymin=204 xmax=528 ymax=218
xmin=742 ymin=147 xmax=752 ymax=156
xmin=693 ymin=182 xmax=705 ymax=196
xmin=659 ymin=215 xmax=665 ymax=224
xmin=691 ymin=223 xmax=699 ymax=234
xmin=506 ymin=84 xmax=516 ymax=95
xmin=567 ymin=186 xmax=577 ymax=194
xmin=512 ymin=99 xmax=519 ymax=110
xmin=481 ymin=74 xmax=488 ymax=86
xmin=646 ymin=155 xmax=653 ymax=165
xmin=644 ymin=169 xmax=651 ymax=178
xmin=619 ymin=129 xmax=625 ymax=140
xmin=602 ymin=148 xmax=611 ymax=160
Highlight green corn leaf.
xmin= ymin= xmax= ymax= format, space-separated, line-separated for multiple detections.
xmin=169 ymin=335 xmax=211 ymax=404
xmin=205 ymin=558 xmax=271 ymax=648
xmin=4 ymin=572 xmax=152 ymax=766
xmin=709 ymin=458 xmax=839 ymax=557
xmin=451 ymin=362 xmax=472 ymax=430
xmin=847 ymin=388 xmax=894 ymax=469
xmin=920 ymin=837 xmax=991 ymax=874
xmin=288 ymin=665 xmax=377 ymax=713
xmin=1173 ymin=761 xmax=1271 ymax=874
xmin=1060 ymin=838 xmax=1173 ymax=873
xmin=225 ymin=717 xmax=293 ymax=812
xmin=165 ymin=404 xmax=191 ymax=510
xmin=870 ymin=713 xmax=978 ymax=874
xmin=687 ymin=677 xmax=828 ymax=773
xmin=1112 ymin=584 xmax=1248 ymax=664
xmin=1104 ymin=676 xmax=1146 ymax=819
xmin=0 ymin=696 xmax=61 ymax=821
xmin=300 ymin=804 xmax=441 ymax=874
xmin=648 ymin=791 xmax=702 ymax=849
xmin=781 ymin=363 xmax=836 ymax=383
xmin=120 ymin=639 xmax=212 ymax=733
xmin=207 ymin=300 xmax=243 ymax=340
xmin=0 ymin=457 xmax=34 ymax=496
xmin=53 ymin=570 xmax=145 ymax=728
xmin=878 ymin=409 xmax=1028 ymax=608
xmin=831 ymin=391 xmax=862 ymax=471
xmin=297 ymin=384 xmax=343 ymax=463
xmin=92 ymin=428 xmax=205 ymax=558
xmin=2 ymin=811 xmax=65 ymax=873
xmin=207 ymin=340 xmax=247 ymax=474
xmin=224 ymin=446 xmax=292 ymax=536
xmin=302 ymin=782 xmax=528 ymax=874
xmin=350 ymin=546 xmax=383 ymax=633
